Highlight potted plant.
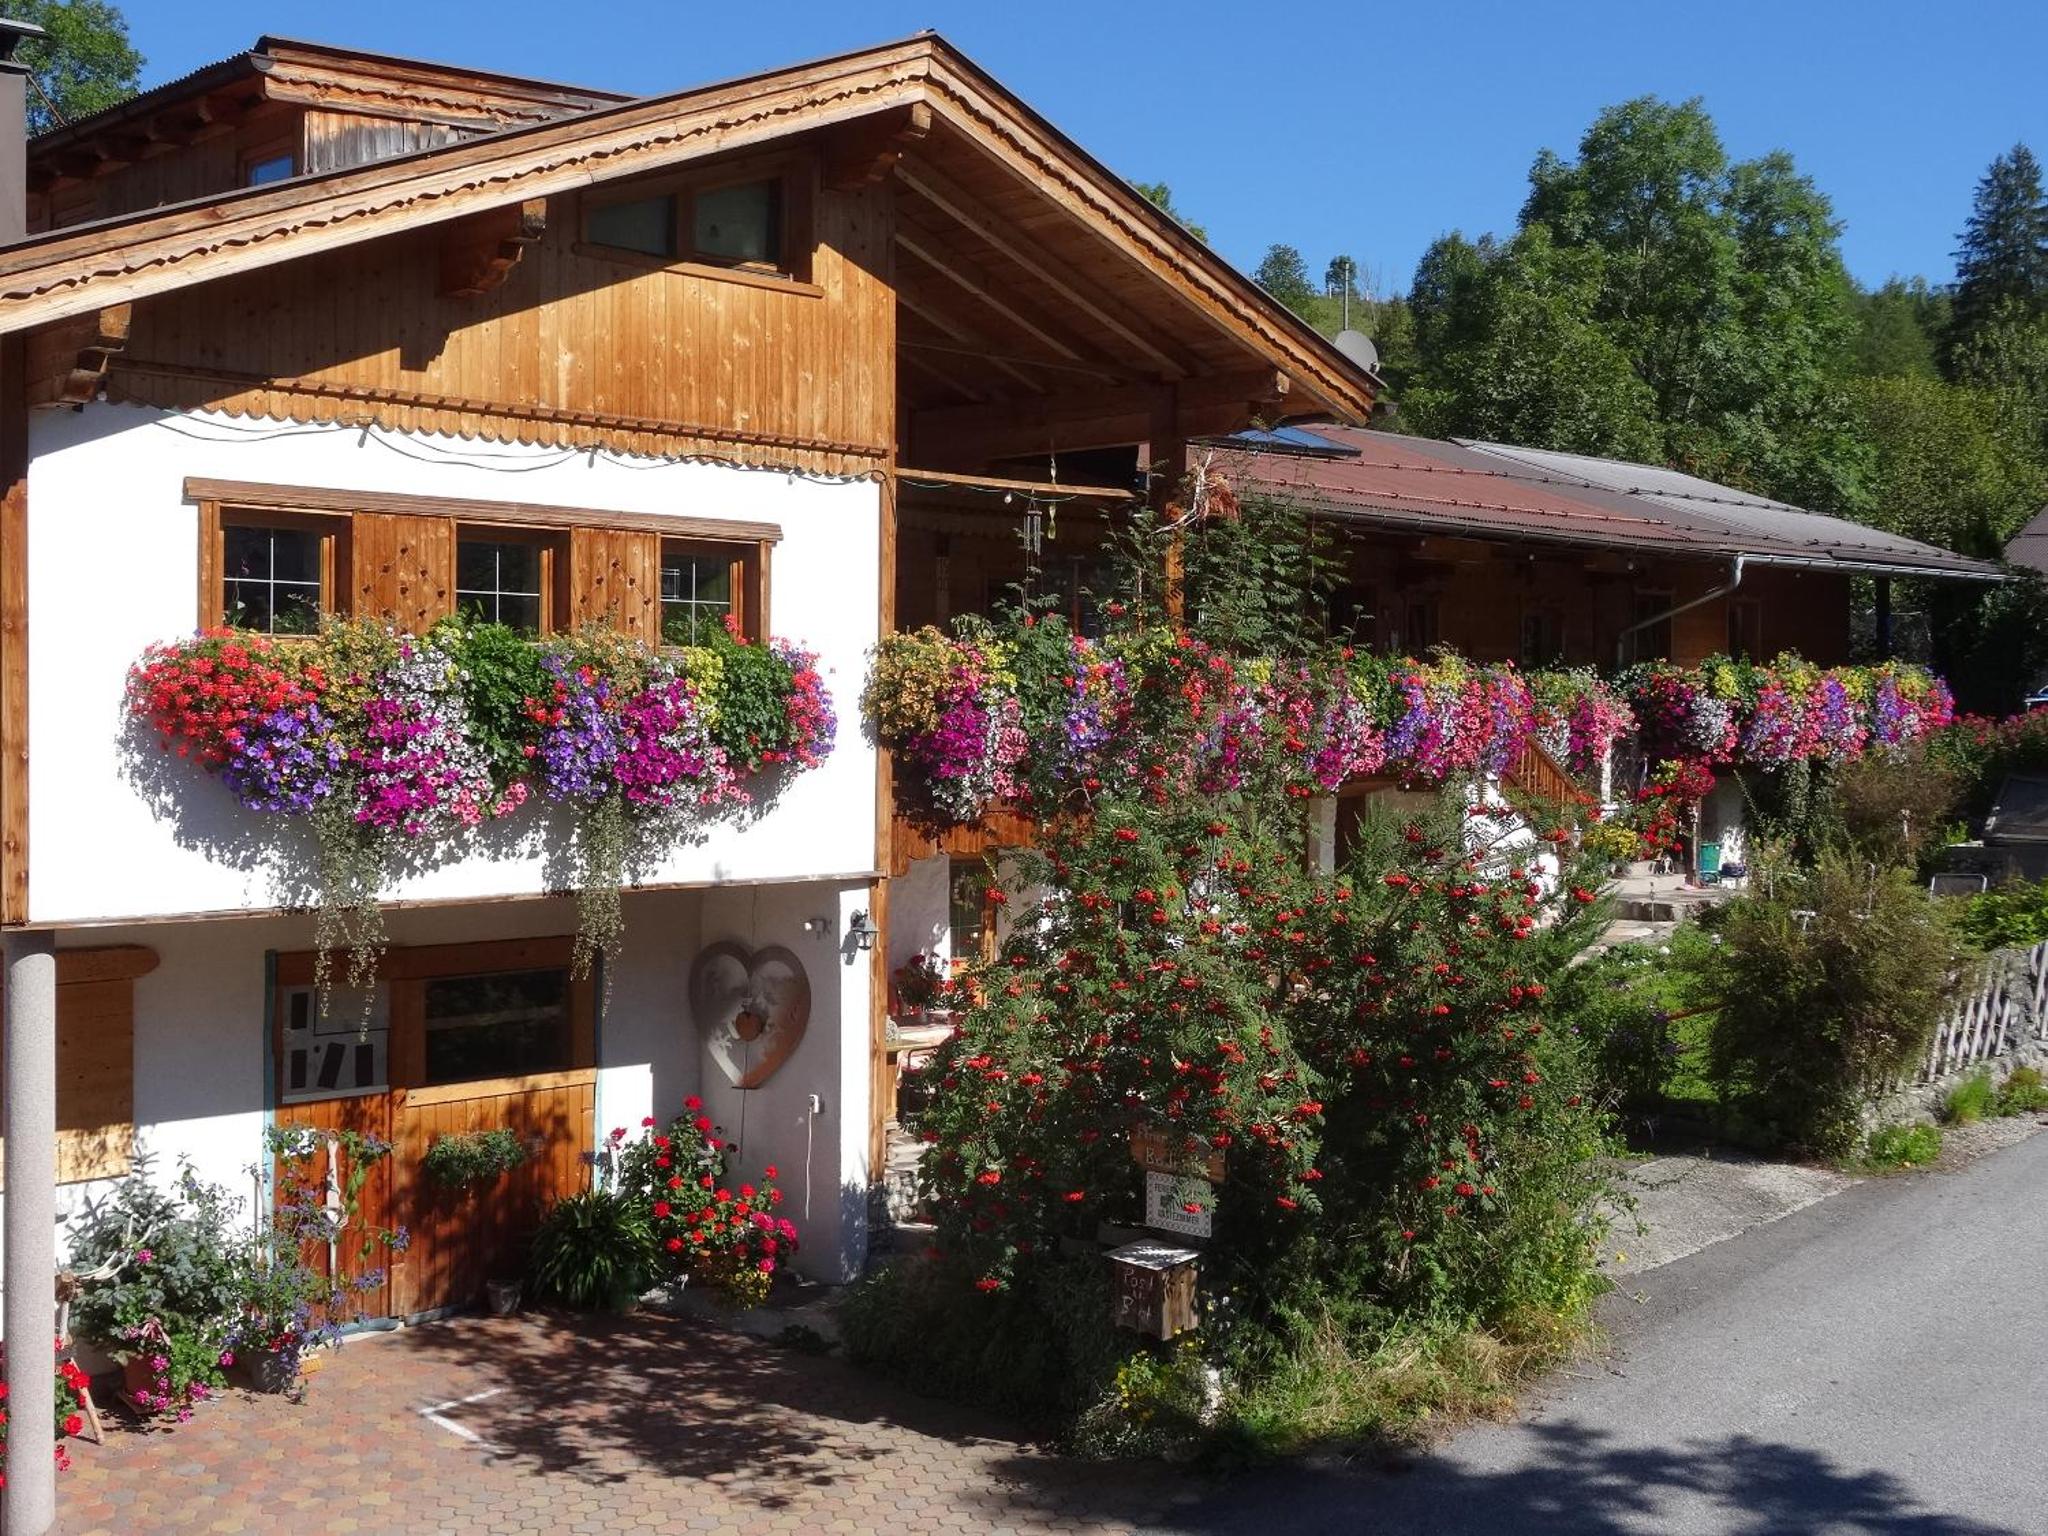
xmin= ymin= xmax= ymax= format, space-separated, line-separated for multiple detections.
xmin=227 ymin=1237 xmax=334 ymax=1395
xmin=1581 ymin=819 xmax=1639 ymax=877
xmin=65 ymin=1160 xmax=242 ymax=1421
xmin=891 ymin=953 xmax=942 ymax=1022
xmin=421 ymin=1127 xmax=529 ymax=1191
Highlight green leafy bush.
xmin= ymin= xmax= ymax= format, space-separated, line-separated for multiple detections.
xmin=1954 ymin=879 xmax=2048 ymax=951
xmin=1683 ymin=854 xmax=1963 ymax=1156
xmin=1998 ymin=1065 xmax=2048 ymax=1113
xmin=842 ymin=1255 xmax=1128 ymax=1429
xmin=1942 ymin=1070 xmax=1998 ymax=1126
xmin=863 ymin=787 xmax=1616 ymax=1447
xmin=420 ymin=1128 xmax=529 ymax=1190
xmin=1551 ymin=932 xmax=1714 ymax=1116
xmin=1863 ymin=1122 xmax=1943 ymax=1169
xmin=66 ymin=1159 xmax=245 ymax=1415
xmin=528 ymin=1190 xmax=655 ymax=1312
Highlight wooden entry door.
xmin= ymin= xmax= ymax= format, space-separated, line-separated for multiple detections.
xmin=273 ymin=937 xmax=596 ymax=1319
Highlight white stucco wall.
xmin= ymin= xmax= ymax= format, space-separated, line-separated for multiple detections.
xmin=695 ymin=879 xmax=872 ymax=1282
xmin=6 ymin=879 xmax=870 ymax=1293
xmin=23 ymin=404 xmax=882 ymax=925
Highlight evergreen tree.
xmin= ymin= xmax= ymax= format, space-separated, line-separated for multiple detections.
xmin=1948 ymin=144 xmax=2048 ymax=356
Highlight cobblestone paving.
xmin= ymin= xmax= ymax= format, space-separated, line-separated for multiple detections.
xmin=57 ymin=1311 xmax=1191 ymax=1536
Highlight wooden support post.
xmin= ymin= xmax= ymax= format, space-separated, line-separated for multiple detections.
xmin=1 ymin=330 xmax=28 ymax=926
xmin=1148 ymin=388 xmax=1185 ymax=625
xmin=1875 ymin=576 xmax=1893 ymax=661
xmin=5 ymin=928 xmax=59 ymax=1536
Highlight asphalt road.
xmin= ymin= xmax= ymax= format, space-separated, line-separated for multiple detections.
xmin=1158 ymin=1127 xmax=2048 ymax=1536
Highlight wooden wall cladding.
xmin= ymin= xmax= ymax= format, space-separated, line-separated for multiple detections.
xmin=108 ymin=178 xmax=896 ymax=476
xmin=352 ymin=512 xmax=455 ymax=630
xmin=0 ymin=945 xmax=158 ymax=1188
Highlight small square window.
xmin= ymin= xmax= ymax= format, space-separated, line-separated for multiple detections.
xmin=243 ymin=152 xmax=295 ymax=187
xmin=587 ymin=193 xmax=676 ymax=259
xmin=660 ymin=542 xmax=742 ymax=646
xmin=692 ymin=178 xmax=780 ymax=267
xmin=457 ymin=533 xmax=553 ymax=634
xmin=216 ymin=513 xmax=341 ymax=634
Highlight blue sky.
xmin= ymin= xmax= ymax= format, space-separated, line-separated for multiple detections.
xmin=120 ymin=0 xmax=2046 ymax=297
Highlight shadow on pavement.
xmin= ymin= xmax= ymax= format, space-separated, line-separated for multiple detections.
xmin=1106 ymin=1418 xmax=2025 ymax=1536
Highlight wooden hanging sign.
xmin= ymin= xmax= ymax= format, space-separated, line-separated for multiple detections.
xmin=1129 ymin=1125 xmax=1227 ymax=1184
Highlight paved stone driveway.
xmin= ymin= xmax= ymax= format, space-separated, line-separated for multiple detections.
xmin=57 ymin=1311 xmax=1187 ymax=1535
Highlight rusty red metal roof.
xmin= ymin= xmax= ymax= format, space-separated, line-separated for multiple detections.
xmin=1209 ymin=426 xmax=2001 ymax=581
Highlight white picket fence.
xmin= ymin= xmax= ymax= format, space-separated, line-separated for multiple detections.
xmin=1916 ymin=939 xmax=2048 ymax=1083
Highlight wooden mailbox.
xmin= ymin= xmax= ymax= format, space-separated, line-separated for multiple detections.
xmin=1107 ymin=1240 xmax=1201 ymax=1340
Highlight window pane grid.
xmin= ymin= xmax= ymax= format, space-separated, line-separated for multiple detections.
xmin=222 ymin=524 xmax=324 ymax=635
xmin=660 ymin=552 xmax=735 ymax=646
xmin=457 ymin=539 xmax=546 ymax=633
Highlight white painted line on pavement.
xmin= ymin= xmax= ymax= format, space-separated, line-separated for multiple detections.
xmin=419 ymin=1387 xmax=506 ymax=1453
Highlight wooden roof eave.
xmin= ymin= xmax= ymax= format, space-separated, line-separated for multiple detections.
xmin=0 ymin=38 xmax=945 ymax=332
xmin=0 ymin=32 xmax=1378 ymax=425
xmin=916 ymin=49 xmax=1379 ymax=426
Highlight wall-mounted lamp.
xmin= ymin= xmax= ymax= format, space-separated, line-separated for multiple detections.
xmin=848 ymin=910 xmax=877 ymax=952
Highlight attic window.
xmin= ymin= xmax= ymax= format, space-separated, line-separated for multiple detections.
xmin=581 ymin=164 xmax=805 ymax=279
xmin=693 ymin=178 xmax=780 ymax=266
xmin=242 ymin=148 xmax=296 ymax=187
xmin=587 ymin=193 xmax=677 ymax=259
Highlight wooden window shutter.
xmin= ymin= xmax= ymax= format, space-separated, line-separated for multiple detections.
xmin=0 ymin=946 xmax=156 ymax=1187
xmin=568 ymin=528 xmax=660 ymax=639
xmin=352 ymin=512 xmax=455 ymax=632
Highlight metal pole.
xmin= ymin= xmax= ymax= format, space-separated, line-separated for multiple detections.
xmin=5 ymin=929 xmax=59 ymax=1536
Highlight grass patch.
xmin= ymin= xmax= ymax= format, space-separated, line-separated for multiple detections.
xmin=1996 ymin=1065 xmax=2048 ymax=1115
xmin=1942 ymin=1070 xmax=1998 ymax=1126
xmin=844 ymin=1256 xmax=1597 ymax=1464
xmin=1862 ymin=1122 xmax=1943 ymax=1170
xmin=1213 ymin=1305 xmax=1589 ymax=1462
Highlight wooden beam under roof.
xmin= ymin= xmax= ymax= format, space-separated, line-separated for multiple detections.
xmin=822 ymin=102 xmax=933 ymax=189
xmin=896 ymin=465 xmax=1136 ymax=500
xmin=896 ymin=157 xmax=1194 ymax=380
xmin=909 ymin=368 xmax=1290 ymax=465
xmin=895 ymin=284 xmax=1047 ymax=395
xmin=894 ymin=230 xmax=1099 ymax=368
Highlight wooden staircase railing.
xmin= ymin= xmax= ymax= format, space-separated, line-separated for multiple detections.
xmin=1502 ymin=735 xmax=1589 ymax=808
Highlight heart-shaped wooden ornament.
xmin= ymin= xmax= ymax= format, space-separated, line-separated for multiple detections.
xmin=690 ymin=941 xmax=811 ymax=1090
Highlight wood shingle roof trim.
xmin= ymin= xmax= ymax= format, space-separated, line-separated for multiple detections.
xmin=0 ymin=34 xmax=1377 ymax=423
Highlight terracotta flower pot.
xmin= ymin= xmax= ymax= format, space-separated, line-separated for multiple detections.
xmin=120 ymin=1354 xmax=158 ymax=1401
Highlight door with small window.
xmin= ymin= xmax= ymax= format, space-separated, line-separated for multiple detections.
xmin=272 ymin=938 xmax=596 ymax=1319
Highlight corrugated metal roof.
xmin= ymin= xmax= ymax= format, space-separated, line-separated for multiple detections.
xmin=1208 ymin=427 xmax=2001 ymax=580
xmin=2004 ymin=504 xmax=2048 ymax=577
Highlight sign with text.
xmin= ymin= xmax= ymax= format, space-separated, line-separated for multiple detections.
xmin=1144 ymin=1169 xmax=1214 ymax=1240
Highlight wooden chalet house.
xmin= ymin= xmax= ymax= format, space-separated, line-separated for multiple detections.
xmin=0 ymin=20 xmax=1378 ymax=1447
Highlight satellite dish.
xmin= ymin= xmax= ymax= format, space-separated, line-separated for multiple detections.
xmin=1333 ymin=329 xmax=1380 ymax=374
